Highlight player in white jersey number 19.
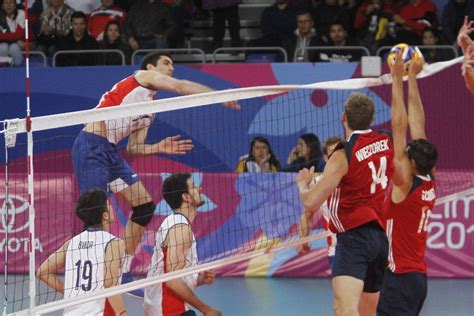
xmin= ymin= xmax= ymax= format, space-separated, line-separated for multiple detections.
xmin=37 ymin=189 xmax=126 ymax=316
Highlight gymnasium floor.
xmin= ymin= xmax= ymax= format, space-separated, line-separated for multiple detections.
xmin=2 ymin=276 xmax=472 ymax=315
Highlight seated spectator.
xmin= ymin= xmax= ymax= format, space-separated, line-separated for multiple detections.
xmin=124 ymin=0 xmax=177 ymax=51
xmin=236 ymin=137 xmax=281 ymax=173
xmin=99 ymin=20 xmax=130 ymax=64
xmin=312 ymin=21 xmax=361 ymax=62
xmin=354 ymin=0 xmax=397 ymax=52
xmin=88 ymin=0 xmax=126 ymax=41
xmin=36 ymin=0 xmax=74 ymax=56
xmin=203 ymin=0 xmax=241 ymax=50
xmin=385 ymin=0 xmax=437 ymax=45
xmin=283 ymin=133 xmax=325 ymax=172
xmin=442 ymin=0 xmax=473 ymax=46
xmin=313 ymin=0 xmax=352 ymax=44
xmin=55 ymin=11 xmax=99 ymax=66
xmin=284 ymin=10 xmax=319 ymax=61
xmin=421 ymin=27 xmax=452 ymax=62
xmin=65 ymin=0 xmax=102 ymax=14
xmin=0 ymin=0 xmax=25 ymax=66
xmin=249 ymin=0 xmax=298 ymax=48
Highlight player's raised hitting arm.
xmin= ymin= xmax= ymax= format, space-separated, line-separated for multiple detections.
xmin=36 ymin=242 xmax=69 ymax=294
xmin=457 ymin=16 xmax=474 ymax=55
xmin=165 ymin=224 xmax=221 ymax=316
xmin=135 ymin=70 xmax=241 ymax=110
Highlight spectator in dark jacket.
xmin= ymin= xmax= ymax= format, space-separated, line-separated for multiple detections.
xmin=249 ymin=0 xmax=299 ymax=47
xmin=284 ymin=10 xmax=319 ymax=61
xmin=56 ymin=11 xmax=100 ymax=66
xmin=99 ymin=20 xmax=131 ymax=65
xmin=313 ymin=22 xmax=361 ymax=62
xmin=204 ymin=0 xmax=241 ymax=50
xmin=313 ymin=0 xmax=352 ymax=43
xmin=124 ymin=0 xmax=177 ymax=51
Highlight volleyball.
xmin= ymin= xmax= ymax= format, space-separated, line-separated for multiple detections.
xmin=387 ymin=43 xmax=423 ymax=74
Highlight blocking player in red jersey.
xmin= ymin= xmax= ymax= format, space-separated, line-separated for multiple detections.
xmin=377 ymin=49 xmax=438 ymax=316
xmin=296 ymin=92 xmax=394 ymax=315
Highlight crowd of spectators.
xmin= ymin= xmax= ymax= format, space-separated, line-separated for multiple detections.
xmin=0 ymin=0 xmax=473 ymax=66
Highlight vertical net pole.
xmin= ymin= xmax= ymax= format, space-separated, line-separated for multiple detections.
xmin=23 ymin=0 xmax=36 ymax=313
xmin=2 ymin=124 xmax=10 ymax=316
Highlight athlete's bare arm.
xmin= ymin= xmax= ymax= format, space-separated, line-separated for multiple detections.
xmin=127 ymin=126 xmax=193 ymax=157
xmin=165 ymin=224 xmax=221 ymax=316
xmin=462 ymin=46 xmax=474 ymax=95
xmin=36 ymin=241 xmax=69 ymax=294
xmin=407 ymin=58 xmax=427 ymax=141
xmin=296 ymin=150 xmax=347 ymax=213
xmin=457 ymin=17 xmax=474 ymax=55
xmin=104 ymin=239 xmax=126 ymax=315
xmin=135 ymin=70 xmax=240 ymax=110
xmin=390 ymin=50 xmax=413 ymax=201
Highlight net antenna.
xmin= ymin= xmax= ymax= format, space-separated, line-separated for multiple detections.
xmin=23 ymin=0 xmax=37 ymax=313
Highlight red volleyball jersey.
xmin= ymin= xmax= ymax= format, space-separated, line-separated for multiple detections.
xmin=386 ymin=174 xmax=436 ymax=274
xmin=328 ymin=129 xmax=394 ymax=233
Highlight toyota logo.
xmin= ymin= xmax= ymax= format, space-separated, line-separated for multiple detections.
xmin=0 ymin=194 xmax=29 ymax=233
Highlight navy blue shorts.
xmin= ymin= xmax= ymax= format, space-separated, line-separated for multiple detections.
xmin=72 ymin=131 xmax=140 ymax=195
xmin=377 ymin=270 xmax=427 ymax=316
xmin=332 ymin=221 xmax=388 ymax=293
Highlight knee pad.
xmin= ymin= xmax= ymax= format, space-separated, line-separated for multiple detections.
xmin=131 ymin=202 xmax=155 ymax=227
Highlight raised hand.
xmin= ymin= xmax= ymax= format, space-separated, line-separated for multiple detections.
xmin=158 ymin=135 xmax=193 ymax=155
xmin=390 ymin=49 xmax=405 ymax=79
xmin=457 ymin=16 xmax=474 ymax=53
xmin=408 ymin=56 xmax=425 ymax=77
xmin=296 ymin=166 xmax=315 ymax=192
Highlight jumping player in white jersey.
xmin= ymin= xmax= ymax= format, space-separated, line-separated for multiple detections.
xmin=145 ymin=173 xmax=220 ymax=316
xmin=37 ymin=189 xmax=126 ymax=316
xmin=71 ymin=52 xmax=240 ymax=267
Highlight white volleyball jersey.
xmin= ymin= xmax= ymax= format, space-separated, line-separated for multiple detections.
xmin=63 ymin=229 xmax=118 ymax=316
xmin=96 ymin=74 xmax=156 ymax=144
xmin=144 ymin=213 xmax=198 ymax=316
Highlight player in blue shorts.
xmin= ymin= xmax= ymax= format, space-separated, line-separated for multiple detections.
xmin=71 ymin=52 xmax=239 ymax=270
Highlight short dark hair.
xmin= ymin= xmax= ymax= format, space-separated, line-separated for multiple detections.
xmin=140 ymin=52 xmax=173 ymax=70
xmin=323 ymin=136 xmax=342 ymax=156
xmin=300 ymin=133 xmax=323 ymax=161
xmin=162 ymin=173 xmax=192 ymax=210
xmin=76 ymin=189 xmax=108 ymax=228
xmin=407 ymin=139 xmax=438 ymax=175
xmin=71 ymin=11 xmax=87 ymax=22
xmin=344 ymin=92 xmax=375 ymax=130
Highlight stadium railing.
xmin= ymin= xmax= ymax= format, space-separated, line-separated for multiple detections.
xmin=376 ymin=45 xmax=459 ymax=60
xmin=21 ymin=51 xmax=48 ymax=67
xmin=52 ymin=49 xmax=126 ymax=67
xmin=294 ymin=46 xmax=371 ymax=62
xmin=131 ymin=48 xmax=207 ymax=65
xmin=212 ymin=47 xmax=288 ymax=63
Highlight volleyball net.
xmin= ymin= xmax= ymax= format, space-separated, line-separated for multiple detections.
xmin=1 ymin=57 xmax=473 ymax=315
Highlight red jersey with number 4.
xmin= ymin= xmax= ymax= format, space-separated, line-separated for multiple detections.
xmin=386 ymin=174 xmax=436 ymax=274
xmin=328 ymin=129 xmax=394 ymax=233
